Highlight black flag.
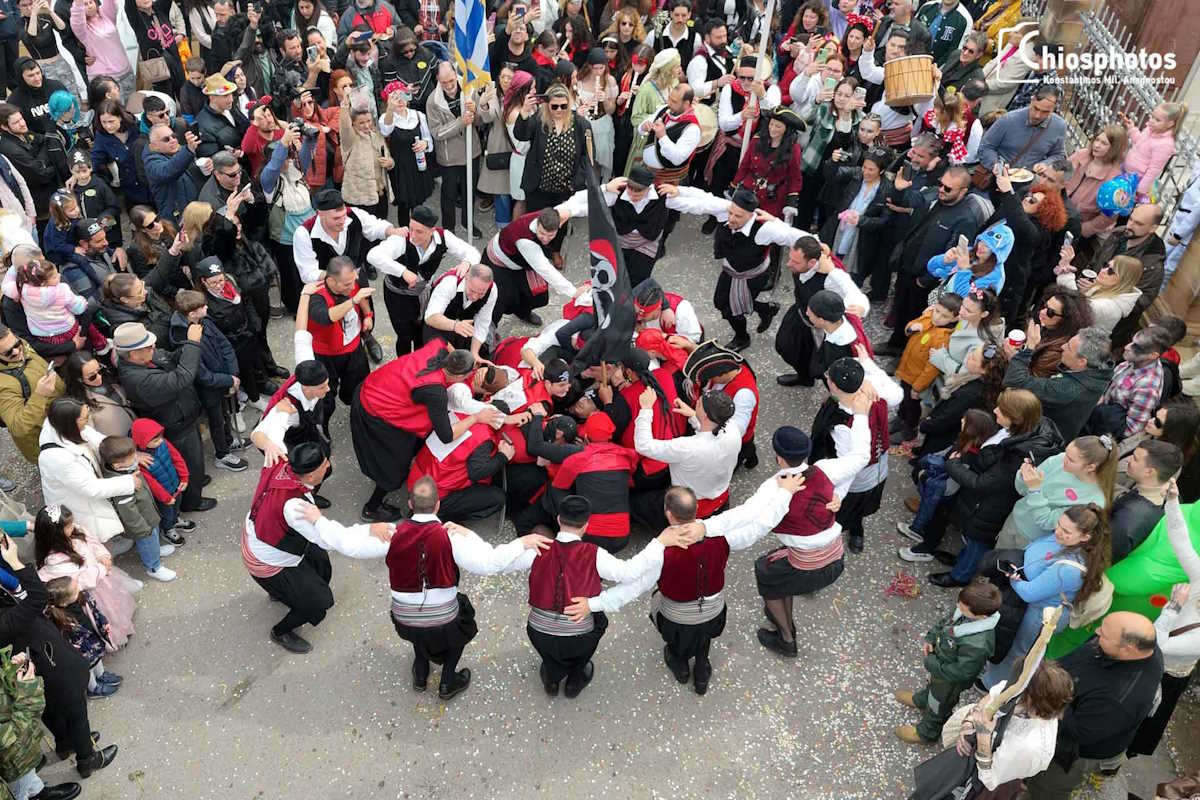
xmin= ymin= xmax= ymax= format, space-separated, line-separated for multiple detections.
xmin=575 ymin=164 xmax=635 ymax=368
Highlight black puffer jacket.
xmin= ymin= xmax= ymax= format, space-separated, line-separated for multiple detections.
xmin=98 ymin=293 xmax=173 ymax=349
xmin=203 ymin=215 xmax=274 ymax=293
xmin=194 ymin=103 xmax=250 ymax=159
xmin=116 ymin=341 xmax=203 ymax=436
xmin=0 ymin=567 xmax=89 ymax=711
xmin=943 ymin=416 xmax=1064 ymax=544
xmin=202 ymin=279 xmax=258 ymax=346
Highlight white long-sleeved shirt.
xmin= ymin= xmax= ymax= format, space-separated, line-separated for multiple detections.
xmin=717 ymin=83 xmax=781 ymax=133
xmin=795 ymin=265 xmax=871 ymax=315
xmin=836 ymin=358 xmax=904 ymax=495
xmin=292 ymin=206 xmax=393 ymax=283
xmin=486 ymin=215 xmax=577 ymax=297
xmin=251 ymin=330 xmax=319 ymax=452
xmin=638 ymin=104 xmax=702 ymax=170
xmin=377 ymin=108 xmax=433 ymax=148
xmin=506 ymin=530 xmax=667 ymax=613
xmin=424 ymin=276 xmax=497 ymax=345
xmin=670 ymin=188 xmax=812 ymax=253
xmin=389 ymin=513 xmax=531 ymax=605
xmin=365 ymin=228 xmax=480 ymax=285
xmin=244 ymin=494 xmax=390 ymax=569
xmin=633 ymin=409 xmax=742 ymax=499
xmin=686 ymin=52 xmax=727 ymax=103
xmin=1155 ymin=498 xmax=1200 ymax=677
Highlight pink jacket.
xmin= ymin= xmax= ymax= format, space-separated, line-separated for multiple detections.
xmin=69 ymin=0 xmax=132 ymax=80
xmin=37 ymin=525 xmax=111 ymax=589
xmin=1067 ymin=148 xmax=1125 ymax=238
xmin=1123 ymin=124 xmax=1176 ymax=199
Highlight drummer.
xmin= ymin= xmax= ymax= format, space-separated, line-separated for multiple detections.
xmin=856 ymin=30 xmax=939 ymax=149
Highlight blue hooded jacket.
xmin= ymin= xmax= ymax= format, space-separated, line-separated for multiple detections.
xmin=925 ymin=222 xmax=1014 ymax=297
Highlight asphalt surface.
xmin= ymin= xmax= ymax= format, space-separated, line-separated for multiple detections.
xmin=1 ymin=205 xmax=1193 ymax=799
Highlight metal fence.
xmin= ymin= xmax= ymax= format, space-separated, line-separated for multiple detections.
xmin=1022 ymin=0 xmax=1199 ymax=221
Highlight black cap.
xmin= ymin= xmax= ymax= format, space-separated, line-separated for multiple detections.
xmin=74 ymin=218 xmax=104 ymax=242
xmin=68 ymin=149 xmax=89 ymax=167
xmin=558 ymin=494 xmax=592 ymax=520
xmin=738 ymin=55 xmax=757 ymax=70
xmin=731 ymin=187 xmax=758 ymax=212
xmin=544 ymin=357 xmax=570 ymax=384
xmin=196 ymin=256 xmax=224 ymax=277
xmin=807 ymin=289 xmax=845 ymax=322
xmin=314 ymin=188 xmax=344 ymax=211
xmin=295 ymin=359 xmax=329 ymax=387
xmin=628 ymin=165 xmax=654 ymax=188
xmin=772 ymin=426 xmax=811 ymax=464
xmin=587 ymin=47 xmax=607 ymax=65
xmin=700 ymin=390 xmax=735 ymax=425
xmin=545 ymin=414 xmax=577 ymax=442
xmin=411 ymin=205 xmax=438 ymax=226
xmin=620 ymin=347 xmax=651 ymax=373
xmin=554 ymin=60 xmax=576 ymax=79
xmin=826 ymin=357 xmax=865 ymax=393
xmin=288 ymin=441 xmax=326 ymax=474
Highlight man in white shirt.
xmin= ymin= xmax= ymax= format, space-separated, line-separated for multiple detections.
xmin=685 ymin=19 xmax=734 ymax=107
xmin=704 ymin=55 xmax=780 ymax=211
xmin=637 ymin=83 xmax=702 ymax=185
xmin=366 ymin=204 xmax=480 ymax=356
xmin=423 ymin=265 xmax=498 ymax=357
xmin=482 ymin=206 xmax=583 ymax=327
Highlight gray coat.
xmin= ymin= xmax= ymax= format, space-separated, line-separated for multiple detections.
xmin=426 ymin=86 xmax=484 ymax=168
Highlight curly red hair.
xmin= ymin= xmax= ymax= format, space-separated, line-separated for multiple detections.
xmin=1029 ymin=181 xmax=1068 ymax=232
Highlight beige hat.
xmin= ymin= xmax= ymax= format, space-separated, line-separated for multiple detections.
xmin=203 ymin=74 xmax=237 ymax=96
xmin=113 ymin=322 xmax=157 ymax=351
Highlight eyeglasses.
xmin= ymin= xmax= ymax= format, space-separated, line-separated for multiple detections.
xmin=1040 ymin=304 xmax=1062 ymax=318
xmin=0 ymin=341 xmax=22 ymax=357
xmin=81 ymin=369 xmax=101 ymax=380
xmin=962 ymin=46 xmax=979 ymax=55
xmin=1100 ymin=264 xmax=1117 ymax=275
xmin=549 ymin=102 xmax=568 ymax=110
xmin=219 ymin=168 xmax=242 ymax=178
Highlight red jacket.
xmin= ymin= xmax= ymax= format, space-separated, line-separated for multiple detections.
xmin=130 ymin=417 xmax=189 ymax=503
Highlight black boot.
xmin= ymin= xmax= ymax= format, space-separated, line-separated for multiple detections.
xmin=692 ymin=662 xmax=712 ymax=695
xmin=363 ymin=332 xmax=384 ymax=364
xmin=438 ymin=668 xmax=471 ymax=700
xmin=76 ymin=745 xmax=118 ymax=778
xmin=32 ymin=782 xmax=81 ymax=800
xmin=701 ymin=216 xmax=718 ymax=235
xmin=540 ymin=663 xmax=559 ymax=696
xmin=848 ymin=532 xmax=864 ymax=553
xmin=564 ymin=661 xmax=595 ymax=698
xmin=755 ymin=301 xmax=780 ymax=333
xmin=663 ymin=645 xmax=689 ymax=683
xmin=724 ymin=317 xmax=751 ymax=352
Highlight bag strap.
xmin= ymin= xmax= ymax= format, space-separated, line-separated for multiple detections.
xmin=1051 ymin=559 xmax=1086 ymax=573
xmin=1010 ymin=121 xmax=1050 ymax=167
xmin=0 ymin=365 xmax=31 ymax=402
xmin=1169 ymin=621 xmax=1200 ymax=638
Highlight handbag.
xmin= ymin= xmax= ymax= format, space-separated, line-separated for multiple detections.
xmin=485 ymin=151 xmax=511 ymax=171
xmin=138 ymin=47 xmax=172 ymax=88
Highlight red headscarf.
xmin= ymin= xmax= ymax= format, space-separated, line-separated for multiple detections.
xmin=580 ymin=411 xmax=616 ymax=442
xmin=635 ymin=329 xmax=688 ymax=373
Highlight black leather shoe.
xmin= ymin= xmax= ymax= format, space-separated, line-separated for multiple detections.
xmin=756 ymin=628 xmax=798 ymax=658
xmin=412 ymin=661 xmax=427 ymax=692
xmin=564 ymin=661 xmax=594 ymax=698
xmin=518 ymin=311 xmax=543 ymax=326
xmin=755 ymin=302 xmax=780 ymax=333
xmin=270 ymin=629 xmax=313 ymax=654
xmin=848 ymin=533 xmax=864 ymax=553
xmin=776 ymin=373 xmax=809 ymax=387
xmin=76 ymin=745 xmax=117 ymax=778
xmin=364 ymin=263 xmax=378 ymax=280
xmin=268 ymin=365 xmax=291 ymax=379
xmin=693 ymin=665 xmax=711 ymax=696
xmin=933 ymin=550 xmax=958 ymax=566
xmin=928 ymin=572 xmax=969 ymax=588
xmin=741 ymin=447 xmax=759 ymax=471
xmin=540 ymin=663 xmax=559 ymax=696
xmin=663 ymin=645 xmax=689 ymax=683
xmin=701 ymin=216 xmax=718 ymax=235
xmin=725 ymin=333 xmax=751 ymax=352
xmin=363 ymin=332 xmax=384 ymax=364
xmin=32 ymin=782 xmax=81 ymax=800
xmin=360 ymin=504 xmax=404 ymax=523
xmin=181 ymin=497 xmax=217 ymax=512
xmin=438 ymin=668 xmax=471 ymax=700
xmin=313 ymin=494 xmax=332 ymax=509
xmin=201 ymin=474 xmax=212 ymax=488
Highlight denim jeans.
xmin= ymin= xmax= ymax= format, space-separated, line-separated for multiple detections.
xmin=8 ymin=768 xmax=43 ymax=800
xmin=950 ymin=539 xmax=991 ymax=582
xmin=493 ymin=194 xmax=513 ymax=225
xmin=913 ymin=454 xmax=950 ymax=532
xmin=157 ymin=500 xmax=179 ymax=532
xmin=134 ymin=528 xmax=162 ymax=572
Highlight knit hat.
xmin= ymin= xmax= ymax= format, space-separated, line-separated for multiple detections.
xmin=314 ymin=188 xmax=344 ymax=211
xmin=731 ymin=187 xmax=758 ymax=211
xmin=772 ymin=426 xmax=811 ymax=464
xmin=580 ymin=411 xmax=615 ymax=442
xmin=650 ymin=48 xmax=679 ymax=73
xmin=288 ymin=441 xmax=326 ymax=474
xmin=113 ymin=322 xmax=157 ymax=351
xmin=411 ymin=205 xmax=438 ymax=226
xmin=807 ymin=289 xmax=845 ymax=323
xmin=738 ymin=55 xmax=757 ymax=70
xmin=295 ymin=359 xmax=329 ymax=386
xmin=586 ymin=47 xmax=607 ymax=66
xmin=826 ymin=357 xmax=864 ymax=393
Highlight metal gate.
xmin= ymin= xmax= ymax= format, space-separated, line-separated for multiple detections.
xmin=1022 ymin=0 xmax=1198 ymax=221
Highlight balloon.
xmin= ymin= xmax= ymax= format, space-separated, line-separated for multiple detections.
xmin=1096 ymin=172 xmax=1139 ymax=217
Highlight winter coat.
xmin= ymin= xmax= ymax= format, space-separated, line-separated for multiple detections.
xmin=91 ymin=128 xmax=151 ymax=204
xmin=0 ymin=130 xmax=68 ymax=218
xmin=818 ymin=167 xmax=896 ymax=273
xmin=167 ymin=313 xmax=237 ymax=391
xmin=1001 ymin=451 xmax=1107 ymax=548
xmin=1066 ymin=149 xmax=1124 ymax=240
xmin=142 ymin=147 xmax=199 ymax=224
xmin=0 ymin=345 xmax=63 ymax=463
xmin=896 ymin=311 xmax=957 ymax=392
xmin=101 ymin=463 xmax=159 ymax=540
xmin=916 ymin=376 xmax=990 ymax=457
xmin=98 ymin=294 xmax=173 ymax=350
xmin=40 ymin=221 xmax=75 ymax=267
xmin=78 ymin=382 xmax=135 ymax=439
xmin=925 ymin=221 xmax=1014 ymax=296
xmin=895 ymin=187 xmax=982 ymax=279
xmin=338 ymin=101 xmax=390 ymax=207
xmin=427 ymin=85 xmax=485 ymax=168
xmin=115 ymin=341 xmax=203 ymax=437
xmin=512 ymin=111 xmax=594 ymax=195
xmin=1004 ymin=348 xmax=1115 ymax=441
xmin=943 ymin=417 xmax=1065 ymax=544
xmin=198 ymin=281 xmax=257 ymax=346
xmin=922 ymin=608 xmax=1000 ymax=688
xmin=48 ymin=595 xmax=110 ymax=666
xmin=0 ymin=646 xmax=46 ymax=782
xmin=36 ymin=421 xmax=135 ymax=542
xmin=131 ymin=417 xmax=186 ymax=503
xmin=201 ymin=216 xmax=274 ymax=293
xmin=1123 ymin=124 xmax=1175 ymax=199
xmin=194 ymin=103 xmax=250 ymax=160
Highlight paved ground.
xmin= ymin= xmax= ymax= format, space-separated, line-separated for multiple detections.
xmin=2 ymin=207 xmax=1195 ymax=799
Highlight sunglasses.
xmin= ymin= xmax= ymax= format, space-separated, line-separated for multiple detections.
xmin=1100 ymin=264 xmax=1117 ymax=275
xmin=0 ymin=341 xmax=22 ymax=357
xmin=938 ymin=181 xmax=957 ymax=191
xmin=1040 ymin=304 xmax=1062 ymax=319
xmin=142 ymin=215 xmax=160 ymax=227
xmin=81 ymin=369 xmax=102 ymax=380
xmin=219 ymin=168 xmax=242 ymax=178
xmin=158 ymin=133 xmax=177 ymax=142
xmin=549 ymin=102 xmax=568 ymax=110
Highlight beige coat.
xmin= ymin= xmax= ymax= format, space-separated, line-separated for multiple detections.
xmin=427 ymin=85 xmax=485 ymax=167
xmin=339 ymin=102 xmax=392 ymax=207
xmin=476 ymin=91 xmax=510 ymax=195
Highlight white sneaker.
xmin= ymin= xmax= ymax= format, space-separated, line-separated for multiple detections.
xmin=127 ymin=578 xmax=144 ymax=593
xmin=214 ymin=453 xmax=249 ymax=472
xmin=158 ymin=544 xmax=176 ymax=558
xmin=896 ymin=522 xmax=923 ymax=543
xmin=146 ymin=565 xmax=177 ymax=582
xmin=898 ymin=546 xmax=934 ymax=563
xmin=237 ymin=389 xmax=248 ymax=404
xmin=247 ymin=397 xmax=268 ymax=412
xmin=108 ymin=536 xmax=134 ymax=556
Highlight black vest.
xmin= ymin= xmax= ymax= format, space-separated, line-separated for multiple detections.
xmin=284 ymin=392 xmax=331 ymax=455
xmin=383 ymin=232 xmax=450 ymax=292
xmin=310 ymin=213 xmax=367 ymax=273
xmin=792 ymin=271 xmax=828 ymax=313
xmin=809 ymin=397 xmax=851 ymax=464
xmin=652 ymin=109 xmax=697 ymax=168
xmin=713 ymin=218 xmax=767 ymax=271
xmin=611 ymin=194 xmax=670 ymax=241
xmin=657 ymin=29 xmax=696 ymax=65
xmin=422 ymin=277 xmax=491 ymax=349
xmin=699 ymin=51 xmax=732 ymax=104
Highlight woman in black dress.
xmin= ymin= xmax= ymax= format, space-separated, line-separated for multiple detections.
xmin=123 ymin=0 xmax=184 ymax=96
xmin=380 ymin=81 xmax=434 ymax=227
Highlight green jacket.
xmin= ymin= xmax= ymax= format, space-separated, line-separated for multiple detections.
xmin=0 ymin=647 xmax=46 ymax=784
xmin=0 ymin=345 xmax=63 ymax=463
xmin=1002 ymin=348 xmax=1114 ymax=441
xmin=103 ymin=463 xmax=159 ymax=539
xmin=922 ymin=609 xmax=999 ymax=686
xmin=800 ymin=102 xmax=863 ymax=174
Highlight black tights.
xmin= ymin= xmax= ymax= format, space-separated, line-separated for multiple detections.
xmin=764 ymin=596 xmax=795 ymax=642
xmin=272 ymin=607 xmax=312 ymax=637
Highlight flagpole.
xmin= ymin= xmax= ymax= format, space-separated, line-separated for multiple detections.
xmin=466 ymin=85 xmax=474 ymax=248
xmin=738 ymin=0 xmax=776 ymax=166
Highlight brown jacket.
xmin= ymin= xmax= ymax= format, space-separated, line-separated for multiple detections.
xmin=339 ymin=101 xmax=392 ymax=207
xmin=896 ymin=311 xmax=956 ymax=392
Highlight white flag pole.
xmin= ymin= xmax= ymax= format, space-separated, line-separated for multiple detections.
xmin=466 ymin=85 xmax=474 ymax=248
xmin=738 ymin=0 xmax=776 ymax=166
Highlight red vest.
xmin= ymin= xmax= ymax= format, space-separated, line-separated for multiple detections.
xmin=357 ymin=339 xmax=453 ymax=433
xmin=660 ymin=292 xmax=686 ymax=334
xmin=501 ymin=422 xmax=534 ymax=464
xmin=527 ymin=539 xmax=601 ymax=613
xmin=307 ymin=284 xmax=364 ymax=357
xmin=386 ymin=519 xmax=460 ymax=592
xmin=491 ymin=335 xmax=530 ymax=369
xmin=722 ymin=365 xmax=759 ymax=443
xmin=248 ymin=461 xmax=310 ymax=548
xmin=775 ymin=467 xmax=836 ymax=536
xmin=619 ymin=368 xmax=685 ymax=476
xmin=657 ymin=537 xmax=730 ymax=602
xmin=561 ymin=291 xmax=592 ymax=321
xmin=510 ymin=372 xmax=553 ymax=415
xmin=407 ymin=423 xmax=496 ymax=496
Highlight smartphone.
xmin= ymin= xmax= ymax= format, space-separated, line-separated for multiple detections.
xmin=306 ymin=44 xmax=320 ymax=62
xmin=514 ymin=5 xmax=526 ymax=17
xmin=815 ymin=48 xmax=830 ymax=65
xmin=1062 ymin=231 xmax=1074 ymax=249
xmin=957 ymin=234 xmax=970 ymax=254
xmin=822 ymin=76 xmax=837 ymax=92
xmin=992 ymin=158 xmax=1006 ymax=177
xmin=852 ymin=86 xmax=867 ymax=103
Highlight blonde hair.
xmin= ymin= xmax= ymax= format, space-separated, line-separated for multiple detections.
xmin=602 ymin=7 xmax=645 ymax=44
xmin=1158 ymin=101 xmax=1189 ymax=138
xmin=1069 ymin=435 xmax=1118 ymax=507
xmin=1090 ymin=254 xmax=1142 ymax=300
xmin=539 ymin=83 xmax=576 ymax=132
xmin=934 ymin=90 xmax=965 ymax=131
xmin=179 ymin=202 xmax=213 ymax=253
xmin=174 ymin=288 xmax=206 ymax=313
xmin=1095 ymin=123 xmax=1128 ymax=165
xmin=645 ymin=49 xmax=681 ymax=93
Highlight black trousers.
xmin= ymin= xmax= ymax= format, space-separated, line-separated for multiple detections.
xmin=271 ymin=239 xmax=302 ymax=315
xmin=630 ymin=487 xmax=669 ymax=533
xmin=0 ymin=40 xmax=19 ymax=90
xmin=316 ymin=346 xmax=370 ymax=426
xmin=527 ymin=612 xmax=608 ymax=685
xmin=198 ymin=387 xmax=233 ymax=458
xmin=169 ymin=425 xmax=207 ymax=510
xmin=505 ymin=462 xmax=547 ymax=517
xmin=888 ymin=275 xmax=930 ymax=348
xmin=232 ymin=336 xmax=264 ymax=402
xmin=383 ymin=288 xmax=423 ymax=356
xmin=656 ymin=607 xmax=727 ymax=682
xmin=440 ymin=159 xmax=478 ymax=229
xmin=438 ymin=484 xmax=506 ymax=524
xmin=43 ymin=690 xmax=94 ymax=760
xmin=252 ymin=547 xmax=335 ymax=635
xmin=243 ymin=283 xmax=278 ymax=368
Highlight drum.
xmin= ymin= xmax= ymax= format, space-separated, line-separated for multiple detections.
xmin=694 ymin=103 xmax=718 ymax=148
xmin=883 ymin=54 xmax=935 ymax=107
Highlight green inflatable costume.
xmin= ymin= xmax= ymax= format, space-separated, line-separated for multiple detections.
xmin=1047 ymin=500 xmax=1199 ymax=659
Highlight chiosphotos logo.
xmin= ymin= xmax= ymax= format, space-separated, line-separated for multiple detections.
xmin=996 ymin=20 xmax=1177 ymax=84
